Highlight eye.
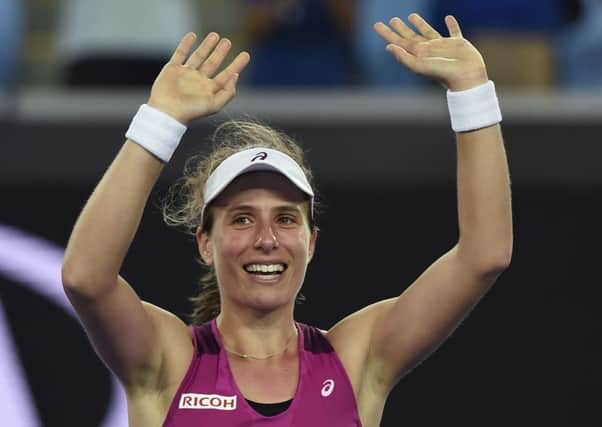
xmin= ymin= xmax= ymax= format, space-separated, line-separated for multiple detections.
xmin=277 ymin=215 xmax=297 ymax=226
xmin=232 ymin=215 xmax=252 ymax=225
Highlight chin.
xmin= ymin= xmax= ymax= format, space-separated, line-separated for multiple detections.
xmin=238 ymin=284 xmax=299 ymax=313
xmin=221 ymin=271 xmax=302 ymax=313
xmin=247 ymin=293 xmax=292 ymax=313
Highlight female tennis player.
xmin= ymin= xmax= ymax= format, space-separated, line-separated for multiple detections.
xmin=62 ymin=13 xmax=512 ymax=427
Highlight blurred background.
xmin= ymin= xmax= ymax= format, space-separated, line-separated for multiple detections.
xmin=1 ymin=1 xmax=601 ymax=426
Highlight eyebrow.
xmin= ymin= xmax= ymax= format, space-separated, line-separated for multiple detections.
xmin=226 ymin=204 xmax=304 ymax=215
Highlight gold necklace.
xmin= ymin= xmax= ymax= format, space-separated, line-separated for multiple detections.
xmin=223 ymin=328 xmax=298 ymax=361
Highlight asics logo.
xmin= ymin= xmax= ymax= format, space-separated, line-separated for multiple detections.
xmin=321 ymin=379 xmax=335 ymax=397
xmin=251 ymin=152 xmax=268 ymax=162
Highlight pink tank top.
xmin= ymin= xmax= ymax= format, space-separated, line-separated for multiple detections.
xmin=162 ymin=319 xmax=362 ymax=426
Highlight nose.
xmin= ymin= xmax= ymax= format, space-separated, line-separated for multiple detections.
xmin=254 ymin=224 xmax=279 ymax=251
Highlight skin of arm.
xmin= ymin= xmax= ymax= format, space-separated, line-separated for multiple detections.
xmin=326 ymin=14 xmax=513 ymax=422
xmin=61 ymin=33 xmax=250 ymax=391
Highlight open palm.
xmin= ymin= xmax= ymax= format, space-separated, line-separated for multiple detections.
xmin=374 ymin=14 xmax=488 ymax=91
xmin=148 ymin=33 xmax=251 ymax=124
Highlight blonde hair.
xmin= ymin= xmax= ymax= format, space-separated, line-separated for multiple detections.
xmin=162 ymin=120 xmax=317 ymax=325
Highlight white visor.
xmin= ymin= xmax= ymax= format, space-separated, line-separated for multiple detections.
xmin=202 ymin=148 xmax=314 ymax=221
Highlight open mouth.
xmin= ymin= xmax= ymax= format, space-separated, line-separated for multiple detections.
xmin=243 ymin=263 xmax=288 ymax=276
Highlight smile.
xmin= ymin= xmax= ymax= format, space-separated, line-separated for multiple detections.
xmin=243 ymin=263 xmax=287 ymax=275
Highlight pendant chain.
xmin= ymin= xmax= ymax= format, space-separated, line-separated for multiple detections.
xmin=223 ymin=328 xmax=297 ymax=361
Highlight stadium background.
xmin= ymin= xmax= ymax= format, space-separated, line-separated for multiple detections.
xmin=1 ymin=1 xmax=601 ymax=426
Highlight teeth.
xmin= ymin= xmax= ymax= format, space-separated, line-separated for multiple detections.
xmin=245 ymin=264 xmax=285 ymax=274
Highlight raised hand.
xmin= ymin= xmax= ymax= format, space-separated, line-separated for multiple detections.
xmin=147 ymin=33 xmax=251 ymax=124
xmin=374 ymin=14 xmax=488 ymax=91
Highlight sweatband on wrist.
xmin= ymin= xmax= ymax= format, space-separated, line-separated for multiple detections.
xmin=446 ymin=81 xmax=502 ymax=133
xmin=125 ymin=104 xmax=187 ymax=162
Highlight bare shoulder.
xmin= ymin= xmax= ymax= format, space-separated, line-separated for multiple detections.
xmin=324 ymin=298 xmax=397 ymax=390
xmin=139 ymin=302 xmax=195 ymax=391
xmin=125 ymin=303 xmax=195 ymax=426
xmin=324 ymin=299 xmax=397 ymax=425
xmin=326 ymin=298 xmax=396 ymax=353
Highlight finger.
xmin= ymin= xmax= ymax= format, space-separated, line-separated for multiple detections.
xmin=386 ymin=44 xmax=422 ymax=73
xmin=408 ymin=13 xmax=442 ymax=40
xmin=214 ymin=51 xmax=251 ymax=88
xmin=213 ymin=73 xmax=239 ymax=109
xmin=374 ymin=22 xmax=403 ymax=45
xmin=445 ymin=15 xmax=463 ymax=38
xmin=169 ymin=33 xmax=197 ymax=65
xmin=389 ymin=17 xmax=422 ymax=41
xmin=185 ymin=32 xmax=221 ymax=68
xmin=374 ymin=22 xmax=415 ymax=53
xmin=199 ymin=38 xmax=232 ymax=77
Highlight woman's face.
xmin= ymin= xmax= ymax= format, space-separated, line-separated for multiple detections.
xmin=198 ymin=171 xmax=317 ymax=313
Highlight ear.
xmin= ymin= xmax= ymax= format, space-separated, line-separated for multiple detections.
xmin=196 ymin=226 xmax=214 ymax=266
xmin=307 ymin=228 xmax=318 ymax=263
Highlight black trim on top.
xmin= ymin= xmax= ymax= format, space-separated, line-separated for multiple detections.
xmin=246 ymin=399 xmax=293 ymax=416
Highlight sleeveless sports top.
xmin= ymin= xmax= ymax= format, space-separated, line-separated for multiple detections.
xmin=162 ymin=319 xmax=362 ymax=426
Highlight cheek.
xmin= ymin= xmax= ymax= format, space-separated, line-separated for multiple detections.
xmin=288 ymin=229 xmax=312 ymax=258
xmin=213 ymin=233 xmax=246 ymax=268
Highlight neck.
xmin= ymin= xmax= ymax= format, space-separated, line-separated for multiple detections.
xmin=216 ymin=307 xmax=297 ymax=360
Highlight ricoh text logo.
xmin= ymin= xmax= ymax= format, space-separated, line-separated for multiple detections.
xmin=179 ymin=393 xmax=237 ymax=410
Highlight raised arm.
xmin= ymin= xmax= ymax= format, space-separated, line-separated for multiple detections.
xmin=61 ymin=33 xmax=249 ymax=389
xmin=328 ymin=14 xmax=512 ymax=398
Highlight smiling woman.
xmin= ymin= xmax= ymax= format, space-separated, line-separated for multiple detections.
xmin=61 ymin=14 xmax=512 ymax=427
xmin=198 ymin=170 xmax=314 ymax=302
xmin=162 ymin=121 xmax=318 ymax=324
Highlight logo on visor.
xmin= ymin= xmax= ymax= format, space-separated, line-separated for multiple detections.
xmin=251 ymin=152 xmax=268 ymax=162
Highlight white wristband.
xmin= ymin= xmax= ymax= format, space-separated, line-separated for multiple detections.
xmin=125 ymin=104 xmax=187 ymax=162
xmin=446 ymin=81 xmax=502 ymax=133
